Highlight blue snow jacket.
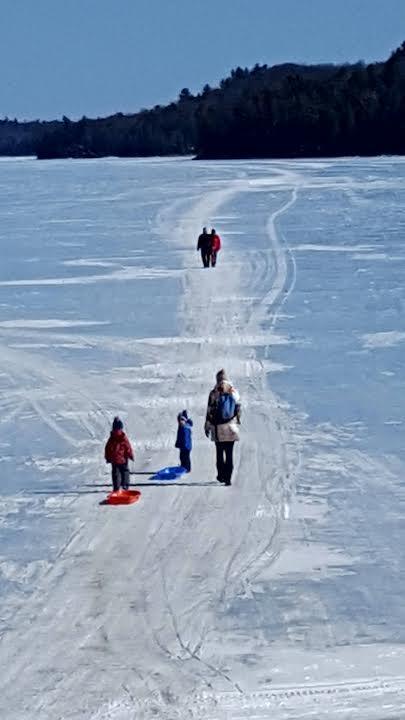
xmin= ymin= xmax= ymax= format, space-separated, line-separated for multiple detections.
xmin=175 ymin=414 xmax=193 ymax=450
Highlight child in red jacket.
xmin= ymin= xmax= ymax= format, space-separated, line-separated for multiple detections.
xmin=104 ymin=416 xmax=134 ymax=491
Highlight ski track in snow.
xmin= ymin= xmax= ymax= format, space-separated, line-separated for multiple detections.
xmin=0 ymin=159 xmax=404 ymax=719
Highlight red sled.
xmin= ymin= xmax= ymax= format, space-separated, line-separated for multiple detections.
xmin=100 ymin=489 xmax=141 ymax=506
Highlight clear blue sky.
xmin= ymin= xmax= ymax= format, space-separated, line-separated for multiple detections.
xmin=1 ymin=0 xmax=404 ymax=121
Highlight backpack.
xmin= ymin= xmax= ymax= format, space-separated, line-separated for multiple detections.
xmin=215 ymin=392 xmax=236 ymax=425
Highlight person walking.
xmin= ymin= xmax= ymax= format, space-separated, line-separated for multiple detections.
xmin=210 ymin=228 xmax=222 ymax=267
xmin=197 ymin=227 xmax=212 ymax=268
xmin=204 ymin=369 xmax=241 ymax=485
xmin=104 ymin=416 xmax=134 ymax=491
xmin=175 ymin=409 xmax=193 ymax=472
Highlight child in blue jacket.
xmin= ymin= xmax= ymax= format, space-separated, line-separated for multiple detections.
xmin=175 ymin=410 xmax=193 ymax=472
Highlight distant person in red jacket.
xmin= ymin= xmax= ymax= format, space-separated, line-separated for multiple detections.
xmin=104 ymin=416 xmax=134 ymax=491
xmin=210 ymin=229 xmax=221 ymax=266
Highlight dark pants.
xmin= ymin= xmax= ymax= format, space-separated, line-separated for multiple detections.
xmin=179 ymin=449 xmax=191 ymax=472
xmin=211 ymin=250 xmax=218 ymax=267
xmin=215 ymin=441 xmax=234 ymax=484
xmin=111 ymin=463 xmax=129 ymax=491
xmin=201 ymin=249 xmax=211 ymax=267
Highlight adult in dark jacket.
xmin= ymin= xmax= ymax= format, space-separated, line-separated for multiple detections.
xmin=104 ymin=416 xmax=134 ymax=491
xmin=197 ymin=227 xmax=212 ymax=268
xmin=175 ymin=409 xmax=193 ymax=472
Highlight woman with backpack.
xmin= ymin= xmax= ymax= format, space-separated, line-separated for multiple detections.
xmin=204 ymin=369 xmax=241 ymax=486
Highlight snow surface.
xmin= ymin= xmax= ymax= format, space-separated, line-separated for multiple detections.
xmin=0 ymin=156 xmax=405 ymax=719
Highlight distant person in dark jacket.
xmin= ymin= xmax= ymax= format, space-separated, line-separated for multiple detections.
xmin=197 ymin=227 xmax=212 ymax=268
xmin=175 ymin=409 xmax=193 ymax=472
xmin=104 ymin=416 xmax=134 ymax=491
xmin=210 ymin=229 xmax=222 ymax=267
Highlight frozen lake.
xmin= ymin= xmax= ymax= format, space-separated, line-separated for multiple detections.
xmin=0 ymin=156 xmax=405 ymax=719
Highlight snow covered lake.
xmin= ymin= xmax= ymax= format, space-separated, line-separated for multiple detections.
xmin=0 ymin=156 xmax=405 ymax=719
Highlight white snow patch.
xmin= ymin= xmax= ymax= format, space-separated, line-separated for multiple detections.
xmin=136 ymin=333 xmax=291 ymax=347
xmin=0 ymin=319 xmax=109 ymax=329
xmin=62 ymin=259 xmax=120 ymax=268
xmin=0 ymin=266 xmax=181 ymax=287
xmin=352 ymin=252 xmax=388 ymax=260
xmin=269 ymin=542 xmax=353 ymax=579
xmin=8 ymin=342 xmax=90 ymax=349
xmin=295 ymin=243 xmax=375 ymax=252
xmin=361 ymin=331 xmax=405 ymax=348
xmin=0 ymin=559 xmax=52 ymax=585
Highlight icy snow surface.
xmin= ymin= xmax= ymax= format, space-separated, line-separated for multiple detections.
xmin=0 ymin=156 xmax=405 ymax=719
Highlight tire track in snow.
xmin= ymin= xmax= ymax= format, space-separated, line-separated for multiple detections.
xmin=121 ymin=179 xmax=277 ymax=700
xmin=160 ymin=567 xmax=243 ymax=694
xmin=89 ymin=673 xmax=405 ymax=720
xmin=193 ymin=675 xmax=405 ymax=719
xmin=266 ymin=189 xmax=298 ymax=333
xmin=0 ymin=340 xmax=123 ymax=464
xmin=137 ymin=171 xmax=303 ymax=702
xmin=246 ymin=186 xmax=298 ymax=336
xmin=221 ymin=185 xmax=300 ymax=595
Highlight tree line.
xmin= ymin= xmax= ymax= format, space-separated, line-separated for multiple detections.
xmin=1 ymin=42 xmax=405 ymax=160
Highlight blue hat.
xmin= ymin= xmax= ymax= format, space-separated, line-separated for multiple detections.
xmin=112 ymin=416 xmax=123 ymax=431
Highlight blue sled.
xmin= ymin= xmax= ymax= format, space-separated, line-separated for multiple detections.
xmin=151 ymin=466 xmax=187 ymax=481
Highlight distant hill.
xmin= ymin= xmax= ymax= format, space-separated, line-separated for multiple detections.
xmin=1 ymin=42 xmax=405 ymax=160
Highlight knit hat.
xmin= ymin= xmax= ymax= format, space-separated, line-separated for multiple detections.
xmin=216 ymin=368 xmax=228 ymax=383
xmin=112 ymin=416 xmax=123 ymax=431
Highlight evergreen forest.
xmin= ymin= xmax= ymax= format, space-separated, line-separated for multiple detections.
xmin=1 ymin=42 xmax=405 ymax=160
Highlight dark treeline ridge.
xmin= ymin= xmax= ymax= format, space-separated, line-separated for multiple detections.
xmin=2 ymin=42 xmax=405 ymax=160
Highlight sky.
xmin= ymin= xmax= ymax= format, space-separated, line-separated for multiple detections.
xmin=1 ymin=0 xmax=405 ymax=121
